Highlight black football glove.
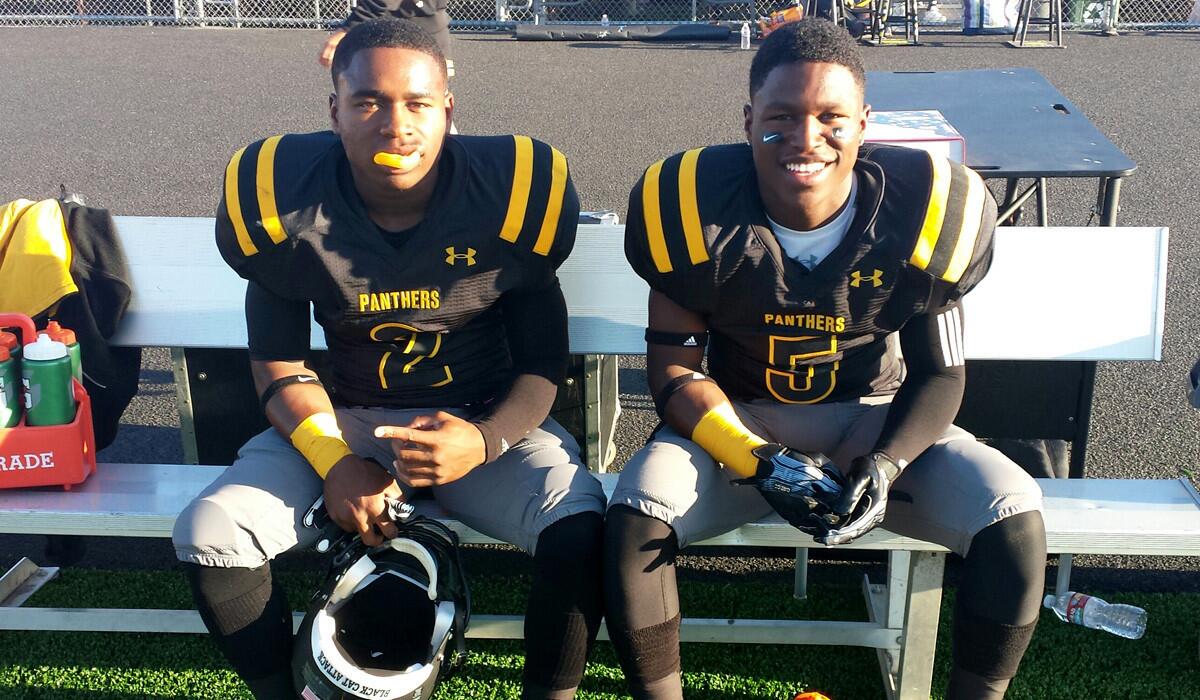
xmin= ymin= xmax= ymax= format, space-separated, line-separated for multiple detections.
xmin=733 ymin=443 xmax=846 ymax=539
xmin=817 ymin=451 xmax=905 ymax=546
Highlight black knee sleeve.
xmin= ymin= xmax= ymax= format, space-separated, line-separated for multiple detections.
xmin=952 ymin=611 xmax=1038 ymax=681
xmin=603 ymin=505 xmax=683 ymax=692
xmin=183 ymin=562 xmax=294 ymax=688
xmin=523 ymin=512 xmax=605 ymax=694
xmin=952 ymin=510 xmax=1046 ymax=686
xmin=961 ymin=510 xmax=1047 ymax=626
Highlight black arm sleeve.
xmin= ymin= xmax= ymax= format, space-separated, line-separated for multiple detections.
xmin=872 ymin=300 xmax=967 ymax=464
xmin=245 ymin=281 xmax=311 ymax=361
xmin=471 ymin=282 xmax=570 ymax=463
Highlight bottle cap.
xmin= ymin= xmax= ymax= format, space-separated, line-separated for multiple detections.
xmin=1042 ymin=594 xmax=1056 ymax=608
xmin=0 ymin=346 xmax=9 ymax=362
xmin=0 ymin=331 xmax=16 ymax=350
xmin=23 ymin=333 xmax=68 ymax=361
xmin=44 ymin=321 xmax=77 ymax=346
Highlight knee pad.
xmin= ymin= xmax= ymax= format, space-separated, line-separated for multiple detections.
xmin=172 ymin=497 xmax=243 ymax=559
xmin=536 ymin=512 xmax=604 ymax=569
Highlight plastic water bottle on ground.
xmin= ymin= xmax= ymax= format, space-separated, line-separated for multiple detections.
xmin=600 ymin=12 xmax=609 ymax=28
xmin=1043 ymin=591 xmax=1147 ymax=640
xmin=740 ymin=21 xmax=752 ymax=49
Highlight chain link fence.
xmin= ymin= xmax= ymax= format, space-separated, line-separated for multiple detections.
xmin=1 ymin=0 xmax=1196 ymax=31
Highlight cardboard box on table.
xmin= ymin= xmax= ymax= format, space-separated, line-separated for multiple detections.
xmin=865 ymin=109 xmax=966 ymax=163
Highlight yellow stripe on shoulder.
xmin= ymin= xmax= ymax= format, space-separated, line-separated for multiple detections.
xmin=255 ymin=135 xmax=288 ymax=246
xmin=499 ymin=135 xmax=534 ymax=243
xmin=941 ymin=166 xmax=986 ymax=283
xmin=677 ymin=147 xmax=709 ymax=266
xmin=223 ymin=146 xmax=256 ymax=257
xmin=642 ymin=159 xmax=671 ymax=273
xmin=909 ymin=152 xmax=950 ymax=272
xmin=533 ymin=147 xmax=568 ymax=256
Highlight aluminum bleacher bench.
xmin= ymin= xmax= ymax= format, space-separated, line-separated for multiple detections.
xmin=0 ymin=217 xmax=1192 ymax=700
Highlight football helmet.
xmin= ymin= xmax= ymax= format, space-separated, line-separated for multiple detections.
xmin=293 ymin=516 xmax=470 ymax=700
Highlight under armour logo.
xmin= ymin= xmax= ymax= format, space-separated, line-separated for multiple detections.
xmin=445 ymin=246 xmax=476 ymax=266
xmin=850 ymin=269 xmax=883 ymax=288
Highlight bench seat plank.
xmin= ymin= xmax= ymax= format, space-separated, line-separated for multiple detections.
xmin=1 ymin=464 xmax=1197 ymax=557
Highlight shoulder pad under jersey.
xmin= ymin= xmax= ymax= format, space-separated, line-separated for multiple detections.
xmin=630 ymin=144 xmax=752 ymax=275
xmin=870 ymin=145 xmax=994 ymax=286
xmin=216 ymin=131 xmax=336 ymax=273
xmin=458 ymin=134 xmax=579 ymax=265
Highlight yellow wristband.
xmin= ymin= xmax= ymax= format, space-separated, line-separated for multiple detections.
xmin=289 ymin=413 xmax=353 ymax=479
xmin=691 ymin=403 xmax=768 ymax=479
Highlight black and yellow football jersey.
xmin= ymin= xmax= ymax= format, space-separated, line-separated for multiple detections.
xmin=625 ymin=143 xmax=996 ymax=405
xmin=216 ymin=131 xmax=578 ymax=408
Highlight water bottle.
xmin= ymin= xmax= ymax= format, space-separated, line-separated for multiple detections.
xmin=21 ymin=333 xmax=76 ymax=426
xmin=44 ymin=321 xmax=82 ymax=382
xmin=0 ymin=346 xmax=20 ymax=428
xmin=1043 ymin=591 xmax=1147 ymax=640
xmin=600 ymin=12 xmax=609 ymax=28
xmin=740 ymin=21 xmax=752 ymax=49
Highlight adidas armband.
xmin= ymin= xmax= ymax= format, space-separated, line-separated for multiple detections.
xmin=645 ymin=329 xmax=709 ymax=348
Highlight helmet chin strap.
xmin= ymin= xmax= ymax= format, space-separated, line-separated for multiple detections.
xmin=329 ymin=538 xmax=440 ymax=606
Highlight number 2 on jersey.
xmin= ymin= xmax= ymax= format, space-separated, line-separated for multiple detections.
xmin=369 ymin=322 xmax=454 ymax=389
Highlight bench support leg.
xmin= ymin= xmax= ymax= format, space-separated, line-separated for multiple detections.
xmin=895 ymin=551 xmax=945 ymax=700
xmin=0 ymin=558 xmax=59 ymax=608
xmin=170 ymin=348 xmax=200 ymax=465
xmin=582 ymin=355 xmax=620 ymax=473
xmin=793 ymin=549 xmax=809 ymax=600
xmin=1055 ymin=553 xmax=1074 ymax=596
xmin=864 ymin=550 xmax=911 ymax=700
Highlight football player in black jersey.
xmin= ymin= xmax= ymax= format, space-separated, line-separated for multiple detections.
xmin=172 ymin=19 xmax=605 ymax=700
xmin=605 ymin=19 xmax=1046 ymax=700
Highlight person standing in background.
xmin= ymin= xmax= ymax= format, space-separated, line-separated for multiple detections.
xmin=319 ymin=0 xmax=454 ymax=81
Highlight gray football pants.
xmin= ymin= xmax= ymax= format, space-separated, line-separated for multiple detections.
xmin=610 ymin=396 xmax=1043 ymax=556
xmin=173 ymin=407 xmax=606 ymax=567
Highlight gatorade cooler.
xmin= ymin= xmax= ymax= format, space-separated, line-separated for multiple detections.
xmin=0 ymin=313 xmax=97 ymax=490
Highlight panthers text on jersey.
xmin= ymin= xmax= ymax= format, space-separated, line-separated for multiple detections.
xmin=625 ymin=143 xmax=997 ymax=404
xmin=215 ymin=131 xmax=578 ymax=408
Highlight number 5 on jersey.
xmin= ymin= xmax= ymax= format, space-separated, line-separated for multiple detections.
xmin=765 ymin=334 xmax=840 ymax=404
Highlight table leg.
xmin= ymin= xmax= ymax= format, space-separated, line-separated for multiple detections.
xmin=1036 ymin=177 xmax=1048 ymax=226
xmin=1000 ymin=178 xmax=1019 ymax=225
xmin=1100 ymin=176 xmax=1122 ymax=226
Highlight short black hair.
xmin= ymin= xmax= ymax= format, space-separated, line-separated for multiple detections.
xmin=748 ymin=18 xmax=865 ymax=98
xmin=331 ymin=17 xmax=448 ymax=88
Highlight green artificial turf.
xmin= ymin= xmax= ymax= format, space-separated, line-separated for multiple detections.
xmin=0 ymin=568 xmax=1195 ymax=699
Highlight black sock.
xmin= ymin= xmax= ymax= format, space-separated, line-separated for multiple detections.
xmin=951 ymin=511 xmax=1047 ymax=695
xmin=183 ymin=562 xmax=295 ymax=699
xmin=522 ymin=512 xmax=605 ymax=698
xmin=603 ymin=505 xmax=683 ymax=699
